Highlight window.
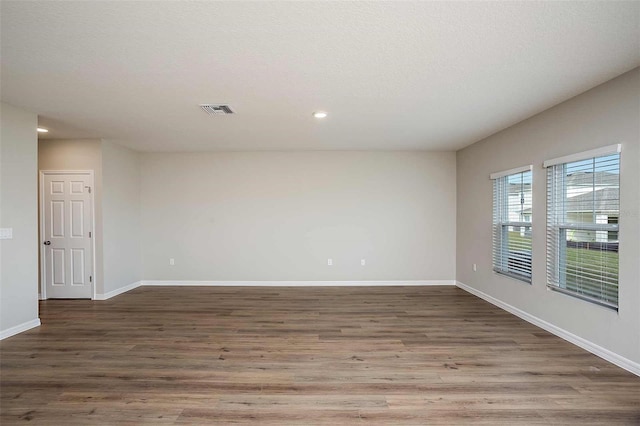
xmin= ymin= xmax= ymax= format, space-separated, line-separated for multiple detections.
xmin=544 ymin=145 xmax=620 ymax=309
xmin=491 ymin=165 xmax=533 ymax=282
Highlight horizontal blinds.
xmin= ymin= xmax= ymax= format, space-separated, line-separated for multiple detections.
xmin=492 ymin=169 xmax=532 ymax=282
xmin=546 ymin=153 xmax=620 ymax=309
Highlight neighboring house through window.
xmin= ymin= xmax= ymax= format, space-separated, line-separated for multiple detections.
xmin=491 ymin=165 xmax=533 ymax=283
xmin=544 ymin=144 xmax=621 ymax=309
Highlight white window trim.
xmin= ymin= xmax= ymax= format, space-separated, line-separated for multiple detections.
xmin=545 ymin=148 xmax=621 ymax=310
xmin=491 ymin=166 xmax=533 ymax=283
xmin=543 ymin=144 xmax=621 ymax=168
xmin=490 ymin=164 xmax=533 ymax=180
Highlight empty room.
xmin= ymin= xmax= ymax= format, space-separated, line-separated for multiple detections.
xmin=1 ymin=1 xmax=639 ymax=424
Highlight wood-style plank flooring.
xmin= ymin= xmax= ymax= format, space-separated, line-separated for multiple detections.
xmin=1 ymin=286 xmax=639 ymax=425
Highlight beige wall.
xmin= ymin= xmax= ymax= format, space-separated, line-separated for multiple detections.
xmin=102 ymin=140 xmax=142 ymax=293
xmin=0 ymin=103 xmax=39 ymax=336
xmin=141 ymin=151 xmax=457 ymax=281
xmin=457 ymin=68 xmax=640 ymax=364
xmin=38 ymin=139 xmax=104 ymax=294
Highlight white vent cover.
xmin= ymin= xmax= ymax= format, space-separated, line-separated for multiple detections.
xmin=199 ymin=104 xmax=234 ymax=115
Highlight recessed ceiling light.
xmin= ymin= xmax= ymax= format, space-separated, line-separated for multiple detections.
xmin=313 ymin=111 xmax=328 ymax=119
xmin=37 ymin=127 xmax=49 ymax=133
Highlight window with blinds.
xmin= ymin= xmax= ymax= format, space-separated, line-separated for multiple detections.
xmin=491 ymin=166 xmax=533 ymax=283
xmin=544 ymin=145 xmax=620 ymax=309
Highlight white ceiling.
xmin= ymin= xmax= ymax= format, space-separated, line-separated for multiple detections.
xmin=2 ymin=1 xmax=639 ymax=152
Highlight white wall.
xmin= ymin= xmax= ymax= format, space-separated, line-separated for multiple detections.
xmin=141 ymin=151 xmax=456 ymax=282
xmin=457 ymin=68 xmax=640 ymax=365
xmin=102 ymin=140 xmax=141 ymax=294
xmin=0 ymin=103 xmax=40 ymax=338
xmin=38 ymin=139 xmax=104 ymax=294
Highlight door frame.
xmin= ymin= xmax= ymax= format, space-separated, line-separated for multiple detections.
xmin=39 ymin=170 xmax=97 ymax=300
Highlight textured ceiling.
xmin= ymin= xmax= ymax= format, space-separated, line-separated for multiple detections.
xmin=2 ymin=1 xmax=639 ymax=152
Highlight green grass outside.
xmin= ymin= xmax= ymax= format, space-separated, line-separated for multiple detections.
xmin=565 ymin=247 xmax=618 ymax=304
xmin=507 ymin=230 xmax=529 ymax=250
xmin=506 ymin=230 xmax=618 ymax=304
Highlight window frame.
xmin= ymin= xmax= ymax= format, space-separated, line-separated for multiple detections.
xmin=490 ymin=165 xmax=533 ymax=283
xmin=544 ymin=144 xmax=621 ymax=310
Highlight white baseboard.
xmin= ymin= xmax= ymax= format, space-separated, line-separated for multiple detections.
xmin=455 ymin=281 xmax=640 ymax=377
xmin=95 ymin=280 xmax=143 ymax=300
xmin=141 ymin=280 xmax=455 ymax=287
xmin=93 ymin=280 xmax=454 ymax=300
xmin=0 ymin=318 xmax=41 ymax=340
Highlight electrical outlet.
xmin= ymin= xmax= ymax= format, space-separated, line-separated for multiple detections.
xmin=361 ymin=259 xmax=366 ymax=266
xmin=473 ymin=263 xmax=477 ymax=272
xmin=0 ymin=228 xmax=13 ymax=240
xmin=327 ymin=258 xmax=333 ymax=266
xmin=169 ymin=258 xmax=175 ymax=266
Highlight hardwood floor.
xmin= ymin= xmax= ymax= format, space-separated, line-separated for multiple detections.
xmin=1 ymin=286 xmax=639 ymax=425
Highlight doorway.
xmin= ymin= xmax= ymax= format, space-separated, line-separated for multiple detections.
xmin=39 ymin=171 xmax=95 ymax=299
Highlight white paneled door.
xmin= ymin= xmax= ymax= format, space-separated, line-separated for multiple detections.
xmin=41 ymin=172 xmax=94 ymax=299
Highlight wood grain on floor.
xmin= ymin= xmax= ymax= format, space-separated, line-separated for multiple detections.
xmin=1 ymin=286 xmax=639 ymax=425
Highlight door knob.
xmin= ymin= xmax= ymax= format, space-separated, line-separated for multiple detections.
xmin=43 ymin=241 xmax=51 ymax=245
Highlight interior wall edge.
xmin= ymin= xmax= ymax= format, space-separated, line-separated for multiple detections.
xmin=456 ymin=280 xmax=640 ymax=377
xmin=94 ymin=280 xmax=143 ymax=301
xmin=0 ymin=319 xmax=41 ymax=341
xmin=140 ymin=280 xmax=456 ymax=287
xmin=92 ymin=279 xmax=456 ymax=301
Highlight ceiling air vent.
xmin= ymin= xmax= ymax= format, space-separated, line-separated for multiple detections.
xmin=199 ymin=104 xmax=234 ymax=115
